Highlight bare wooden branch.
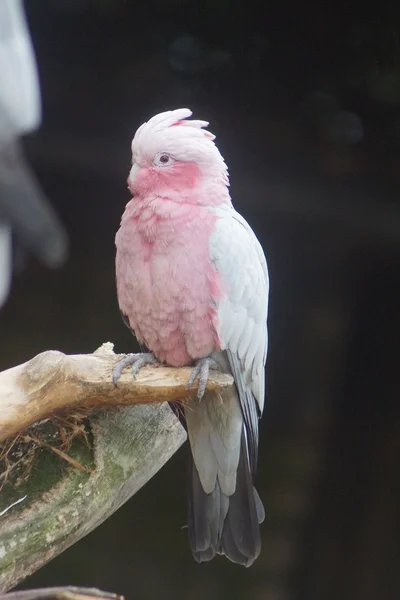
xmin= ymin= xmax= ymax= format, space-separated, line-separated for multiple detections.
xmin=0 ymin=342 xmax=234 ymax=442
xmin=0 ymin=343 xmax=233 ymax=591
xmin=0 ymin=587 xmax=122 ymax=600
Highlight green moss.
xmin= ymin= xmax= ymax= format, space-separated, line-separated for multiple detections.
xmin=0 ymin=419 xmax=94 ymax=516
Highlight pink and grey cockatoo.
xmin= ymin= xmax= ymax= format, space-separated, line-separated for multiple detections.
xmin=114 ymin=108 xmax=269 ymax=567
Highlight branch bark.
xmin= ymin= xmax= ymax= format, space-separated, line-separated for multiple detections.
xmin=0 ymin=344 xmax=233 ymax=592
xmin=0 ymin=342 xmax=233 ymax=442
xmin=0 ymin=402 xmax=186 ymax=592
xmin=0 ymin=587 xmax=122 ymax=600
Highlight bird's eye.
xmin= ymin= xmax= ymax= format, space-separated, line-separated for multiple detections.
xmin=154 ymin=152 xmax=174 ymax=167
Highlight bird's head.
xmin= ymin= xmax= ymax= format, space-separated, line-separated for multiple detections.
xmin=128 ymin=108 xmax=230 ymax=205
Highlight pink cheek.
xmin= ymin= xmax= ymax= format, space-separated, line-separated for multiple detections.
xmin=160 ymin=162 xmax=200 ymax=190
xmin=128 ymin=162 xmax=201 ymax=195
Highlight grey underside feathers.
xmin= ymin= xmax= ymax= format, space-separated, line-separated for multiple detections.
xmin=187 ymin=430 xmax=264 ymax=567
xmin=187 ymin=350 xmax=264 ymax=567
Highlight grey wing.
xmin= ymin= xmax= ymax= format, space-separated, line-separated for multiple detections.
xmin=210 ymin=208 xmax=269 ymax=473
xmin=186 ymin=207 xmax=268 ymax=566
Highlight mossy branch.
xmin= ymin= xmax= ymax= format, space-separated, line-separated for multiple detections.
xmin=0 ymin=586 xmax=122 ymax=600
xmin=0 ymin=343 xmax=233 ymax=592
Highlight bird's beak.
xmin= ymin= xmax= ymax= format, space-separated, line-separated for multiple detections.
xmin=129 ymin=162 xmax=140 ymax=183
xmin=128 ymin=162 xmax=140 ymax=194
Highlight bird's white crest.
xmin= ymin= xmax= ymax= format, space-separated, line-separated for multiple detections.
xmin=133 ymin=108 xmax=215 ymax=147
xmin=130 ymin=108 xmax=228 ymax=180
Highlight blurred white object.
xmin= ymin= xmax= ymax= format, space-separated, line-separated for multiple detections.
xmin=0 ymin=0 xmax=68 ymax=309
xmin=0 ymin=0 xmax=41 ymax=139
xmin=0 ymin=222 xmax=11 ymax=307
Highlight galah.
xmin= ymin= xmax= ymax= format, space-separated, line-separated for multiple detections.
xmin=114 ymin=108 xmax=269 ymax=567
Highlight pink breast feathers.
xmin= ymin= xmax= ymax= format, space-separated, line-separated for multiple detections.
xmin=115 ymin=198 xmax=224 ymax=367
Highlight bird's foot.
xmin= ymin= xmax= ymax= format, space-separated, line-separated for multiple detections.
xmin=188 ymin=356 xmax=220 ymax=401
xmin=112 ymin=352 xmax=159 ymax=385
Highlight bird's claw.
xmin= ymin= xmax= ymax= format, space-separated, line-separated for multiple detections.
xmin=188 ymin=356 xmax=220 ymax=401
xmin=112 ymin=352 xmax=159 ymax=385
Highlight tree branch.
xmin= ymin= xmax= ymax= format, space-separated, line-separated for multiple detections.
xmin=0 ymin=587 xmax=122 ymax=600
xmin=0 ymin=342 xmax=233 ymax=442
xmin=0 ymin=401 xmax=186 ymax=592
xmin=0 ymin=343 xmax=233 ymax=592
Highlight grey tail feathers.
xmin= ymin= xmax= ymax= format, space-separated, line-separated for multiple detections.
xmin=187 ymin=430 xmax=265 ymax=567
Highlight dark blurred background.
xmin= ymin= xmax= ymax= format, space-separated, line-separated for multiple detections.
xmin=1 ymin=0 xmax=400 ymax=598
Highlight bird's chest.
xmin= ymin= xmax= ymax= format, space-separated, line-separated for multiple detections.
xmin=115 ymin=209 xmax=222 ymax=366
